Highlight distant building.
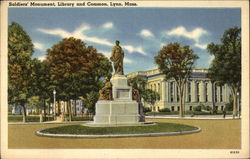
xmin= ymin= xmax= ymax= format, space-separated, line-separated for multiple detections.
xmin=127 ymin=68 xmax=230 ymax=112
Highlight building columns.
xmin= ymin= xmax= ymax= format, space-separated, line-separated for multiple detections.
xmin=200 ymin=81 xmax=206 ymax=103
xmin=161 ymin=81 xmax=166 ymax=101
xmin=191 ymin=80 xmax=197 ymax=102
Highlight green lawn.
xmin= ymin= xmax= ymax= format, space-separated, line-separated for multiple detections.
xmin=146 ymin=110 xmax=233 ymax=116
xmin=40 ymin=122 xmax=198 ymax=135
xmin=8 ymin=115 xmax=54 ymax=122
xmin=8 ymin=115 xmax=93 ymax=122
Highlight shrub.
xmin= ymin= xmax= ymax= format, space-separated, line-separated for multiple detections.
xmin=159 ymin=108 xmax=171 ymax=112
xmin=205 ymin=106 xmax=212 ymax=111
xmin=194 ymin=105 xmax=202 ymax=111
xmin=225 ymin=103 xmax=233 ymax=111
xmin=143 ymin=107 xmax=152 ymax=113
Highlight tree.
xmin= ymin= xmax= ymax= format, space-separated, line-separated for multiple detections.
xmin=29 ymin=58 xmax=52 ymax=120
xmin=207 ymin=27 xmax=241 ymax=118
xmin=128 ymin=75 xmax=147 ymax=103
xmin=27 ymin=96 xmax=43 ymax=114
xmin=128 ymin=75 xmax=159 ymax=113
xmin=82 ymin=91 xmax=99 ymax=115
xmin=155 ymin=42 xmax=198 ymax=117
xmin=142 ymin=89 xmax=160 ymax=112
xmin=46 ymin=37 xmax=112 ymax=119
xmin=8 ymin=22 xmax=34 ymax=122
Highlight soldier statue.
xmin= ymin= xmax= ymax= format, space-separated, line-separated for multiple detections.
xmin=110 ymin=40 xmax=124 ymax=75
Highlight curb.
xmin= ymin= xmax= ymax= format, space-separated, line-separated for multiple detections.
xmin=35 ymin=127 xmax=201 ymax=138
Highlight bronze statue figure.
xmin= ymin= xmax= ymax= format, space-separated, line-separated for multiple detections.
xmin=99 ymin=80 xmax=113 ymax=100
xmin=110 ymin=40 xmax=124 ymax=75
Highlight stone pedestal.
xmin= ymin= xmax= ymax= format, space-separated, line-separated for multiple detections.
xmin=93 ymin=75 xmax=141 ymax=125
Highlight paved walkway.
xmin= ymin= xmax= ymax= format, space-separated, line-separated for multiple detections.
xmin=8 ymin=115 xmax=241 ymax=125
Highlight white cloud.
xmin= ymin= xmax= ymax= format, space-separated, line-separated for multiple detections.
xmin=34 ymin=42 xmax=45 ymax=51
xmin=194 ymin=43 xmax=207 ymax=50
xmin=140 ymin=29 xmax=154 ymax=37
xmin=123 ymin=45 xmax=146 ymax=56
xmin=37 ymin=24 xmax=113 ymax=47
xmin=37 ymin=28 xmax=71 ymax=38
xmin=38 ymin=55 xmax=46 ymax=61
xmin=101 ymin=22 xmax=113 ymax=29
xmin=37 ymin=23 xmax=146 ymax=56
xmin=166 ymin=26 xmax=208 ymax=41
xmin=124 ymin=58 xmax=132 ymax=63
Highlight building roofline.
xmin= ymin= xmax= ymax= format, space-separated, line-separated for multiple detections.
xmin=127 ymin=68 xmax=208 ymax=78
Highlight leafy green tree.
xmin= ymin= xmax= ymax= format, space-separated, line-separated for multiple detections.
xmin=142 ymin=89 xmax=160 ymax=111
xmin=155 ymin=42 xmax=198 ymax=117
xmin=27 ymin=96 xmax=43 ymax=113
xmin=8 ymin=22 xmax=34 ymax=122
xmin=128 ymin=75 xmax=147 ymax=103
xmin=82 ymin=91 xmax=99 ymax=115
xmin=29 ymin=58 xmax=53 ymax=120
xmin=128 ymin=75 xmax=160 ymax=113
xmin=46 ymin=37 xmax=112 ymax=120
xmin=207 ymin=27 xmax=241 ymax=118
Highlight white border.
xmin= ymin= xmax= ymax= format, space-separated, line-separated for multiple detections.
xmin=1 ymin=0 xmax=249 ymax=158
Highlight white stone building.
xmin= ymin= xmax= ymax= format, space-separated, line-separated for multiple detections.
xmin=127 ymin=68 xmax=230 ymax=112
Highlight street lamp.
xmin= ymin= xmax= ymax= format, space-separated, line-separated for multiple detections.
xmin=53 ymin=89 xmax=56 ymax=120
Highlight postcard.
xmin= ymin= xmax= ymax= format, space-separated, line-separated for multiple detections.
xmin=1 ymin=0 xmax=249 ymax=158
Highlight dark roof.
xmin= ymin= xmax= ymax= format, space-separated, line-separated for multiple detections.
xmin=147 ymin=72 xmax=208 ymax=79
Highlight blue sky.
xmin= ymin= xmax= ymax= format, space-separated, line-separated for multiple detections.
xmin=9 ymin=8 xmax=240 ymax=74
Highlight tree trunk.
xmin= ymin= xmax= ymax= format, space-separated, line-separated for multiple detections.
xmin=178 ymin=83 xmax=185 ymax=118
xmin=22 ymin=105 xmax=26 ymax=123
xmin=74 ymin=100 xmax=77 ymax=116
xmin=67 ymin=100 xmax=72 ymax=122
xmin=48 ymin=103 xmax=50 ymax=116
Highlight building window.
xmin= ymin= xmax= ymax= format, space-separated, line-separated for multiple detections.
xmin=197 ymin=83 xmax=200 ymax=102
xmin=158 ymin=83 xmax=160 ymax=93
xmin=177 ymin=106 xmax=180 ymax=111
xmin=188 ymin=82 xmax=191 ymax=102
xmin=189 ymin=106 xmax=193 ymax=111
xmin=221 ymin=106 xmax=224 ymax=111
xmin=177 ymin=88 xmax=179 ymax=102
xmin=215 ymin=106 xmax=218 ymax=110
xmin=154 ymin=84 xmax=156 ymax=92
xmin=205 ymin=83 xmax=208 ymax=102
xmin=158 ymin=83 xmax=161 ymax=100
xmin=220 ymin=86 xmax=223 ymax=102
xmin=215 ymin=84 xmax=218 ymax=102
xmin=171 ymin=106 xmax=175 ymax=111
xmin=170 ymin=82 xmax=174 ymax=102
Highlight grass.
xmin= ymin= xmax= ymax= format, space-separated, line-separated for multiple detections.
xmin=40 ymin=122 xmax=198 ymax=135
xmin=8 ymin=115 xmax=93 ymax=122
xmin=8 ymin=115 xmax=54 ymax=122
xmin=146 ymin=111 xmax=233 ymax=116
xmin=71 ymin=116 xmax=93 ymax=121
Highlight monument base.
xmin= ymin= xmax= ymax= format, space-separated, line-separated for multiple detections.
xmin=93 ymin=100 xmax=140 ymax=125
xmin=92 ymin=74 xmax=144 ymax=126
